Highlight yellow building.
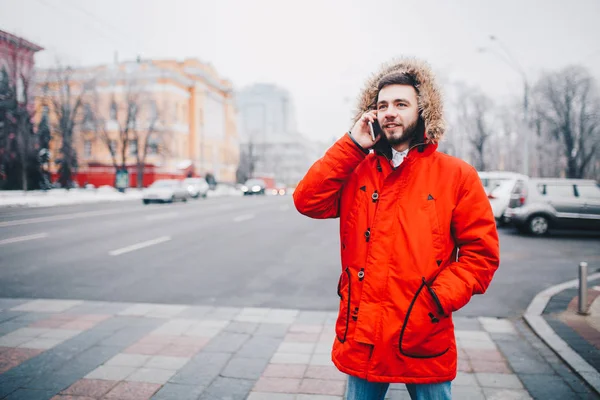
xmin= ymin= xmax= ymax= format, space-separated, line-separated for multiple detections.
xmin=36 ymin=58 xmax=239 ymax=186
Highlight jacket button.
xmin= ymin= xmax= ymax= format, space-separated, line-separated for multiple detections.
xmin=358 ymin=271 xmax=365 ymax=279
xmin=371 ymin=192 xmax=379 ymax=201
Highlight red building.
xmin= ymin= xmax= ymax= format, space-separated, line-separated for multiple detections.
xmin=0 ymin=30 xmax=43 ymax=110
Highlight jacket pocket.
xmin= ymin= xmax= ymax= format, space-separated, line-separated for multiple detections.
xmin=398 ymin=277 xmax=451 ymax=358
xmin=336 ymin=267 xmax=352 ymax=343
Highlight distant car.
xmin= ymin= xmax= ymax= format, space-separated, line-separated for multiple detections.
xmin=505 ymin=178 xmax=600 ymax=236
xmin=487 ymin=179 xmax=521 ymax=224
xmin=241 ymin=179 xmax=266 ymax=195
xmin=478 ymin=171 xmax=528 ymax=195
xmin=270 ymin=182 xmax=287 ymax=196
xmin=142 ymin=179 xmax=189 ymax=204
xmin=183 ymin=177 xmax=209 ymax=199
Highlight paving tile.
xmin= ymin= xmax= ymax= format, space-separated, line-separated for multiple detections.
xmin=183 ymin=326 xmax=222 ymax=338
xmin=295 ymin=311 xmax=330 ymax=325
xmin=254 ymin=377 xmax=302 ymax=393
xmin=59 ymin=320 xmax=99 ymax=330
xmin=9 ymin=327 xmax=52 ymax=337
xmin=202 ymin=307 xmax=241 ymax=320
xmin=517 ymin=373 xmax=581 ymax=400
xmin=151 ymin=319 xmax=196 ymax=336
xmin=299 ymin=378 xmax=345 ymax=396
xmin=475 ymin=373 xmax=524 ymax=389
xmin=482 ymin=387 xmax=533 ymax=400
xmin=289 ymin=324 xmax=323 ymax=334
xmin=105 ymin=353 xmax=151 ymax=367
xmin=198 ymin=376 xmax=254 ymax=400
xmin=157 ymin=344 xmax=205 ymax=357
xmin=247 ymin=393 xmax=296 ymax=400
xmin=0 ymin=334 xmax=31 ymax=347
xmin=52 ymin=395 xmax=96 ymax=400
xmin=201 ymin=332 xmax=250 ymax=353
xmin=470 ymin=359 xmax=512 ymax=374
xmin=284 ymin=333 xmax=320 ymax=343
xmin=255 ymin=324 xmax=291 ymax=338
xmin=61 ymin=378 xmax=118 ymax=397
xmin=385 ymin=389 xmax=412 ymax=400
xmin=453 ymin=372 xmax=479 ymax=386
xmin=127 ymin=367 xmax=176 ymax=384
xmin=169 ymin=352 xmax=231 ymax=386
xmin=18 ymin=337 xmax=64 ymax=349
xmin=453 ymin=317 xmax=483 ymax=331
xmin=221 ymin=357 xmax=270 ymax=380
xmin=479 ymin=317 xmax=517 ymax=334
xmin=459 ymin=340 xmax=497 ymax=350
xmin=304 ymin=365 xmax=346 ymax=381
xmin=0 ymin=347 xmax=43 ymax=373
xmin=310 ymin=353 xmax=335 ymax=366
xmin=463 ymin=348 xmax=505 ymax=361
xmin=176 ymin=305 xmax=215 ymax=319
xmin=118 ymin=303 xmax=156 ymax=317
xmin=5 ymin=389 xmax=57 ymax=400
xmin=271 ymin=353 xmax=311 ymax=364
xmin=277 ymin=342 xmax=315 ymax=354
xmin=237 ymin=336 xmax=283 ymax=359
xmin=85 ymin=365 xmax=136 ymax=380
xmin=263 ymin=363 xmax=307 ymax=378
xmin=224 ymin=321 xmax=260 ymax=334
xmin=123 ymin=342 xmax=167 ymax=355
xmin=151 ymin=383 xmax=206 ymax=400
xmin=145 ymin=355 xmax=190 ymax=370
xmin=103 ymin=381 xmax=162 ymax=399
xmin=315 ymin=342 xmax=332 ymax=354
xmin=451 ymin=385 xmax=485 ymax=400
xmin=145 ymin=305 xmax=188 ymax=319
xmin=40 ymin=329 xmax=81 ymax=340
xmin=11 ymin=299 xmax=82 ymax=313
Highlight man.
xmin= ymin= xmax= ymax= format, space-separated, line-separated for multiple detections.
xmin=293 ymin=58 xmax=499 ymax=400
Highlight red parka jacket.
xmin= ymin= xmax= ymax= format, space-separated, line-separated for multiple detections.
xmin=293 ymin=58 xmax=499 ymax=384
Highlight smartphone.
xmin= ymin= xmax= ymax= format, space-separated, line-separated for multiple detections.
xmin=368 ymin=120 xmax=383 ymax=142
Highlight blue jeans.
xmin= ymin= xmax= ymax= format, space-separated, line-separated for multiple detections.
xmin=346 ymin=375 xmax=451 ymax=400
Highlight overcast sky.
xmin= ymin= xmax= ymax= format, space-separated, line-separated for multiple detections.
xmin=1 ymin=0 xmax=599 ymax=142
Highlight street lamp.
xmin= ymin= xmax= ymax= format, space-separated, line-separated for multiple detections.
xmin=478 ymin=35 xmax=531 ymax=176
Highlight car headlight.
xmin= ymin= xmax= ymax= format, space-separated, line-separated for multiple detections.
xmin=241 ymin=186 xmax=248 ymax=192
xmin=278 ymin=189 xmax=285 ymax=195
xmin=252 ymin=185 xmax=261 ymax=192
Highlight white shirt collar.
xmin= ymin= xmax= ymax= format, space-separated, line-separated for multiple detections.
xmin=391 ymin=148 xmax=409 ymax=168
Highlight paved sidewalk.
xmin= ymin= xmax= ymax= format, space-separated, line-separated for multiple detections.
xmin=0 ymin=298 xmax=596 ymax=400
xmin=543 ymin=282 xmax=600 ymax=380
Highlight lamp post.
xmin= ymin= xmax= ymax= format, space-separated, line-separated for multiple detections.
xmin=478 ymin=35 xmax=531 ymax=176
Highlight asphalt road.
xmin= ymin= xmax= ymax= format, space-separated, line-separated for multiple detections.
xmin=1 ymin=196 xmax=599 ymax=318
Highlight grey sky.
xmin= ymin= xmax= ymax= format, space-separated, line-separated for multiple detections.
xmin=1 ymin=0 xmax=599 ymax=142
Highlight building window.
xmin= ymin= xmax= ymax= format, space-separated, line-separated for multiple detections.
xmin=110 ymin=101 xmax=117 ymax=120
xmin=84 ymin=140 xmax=92 ymax=158
xmin=148 ymin=138 xmax=159 ymax=155
xmin=129 ymin=139 xmax=138 ymax=156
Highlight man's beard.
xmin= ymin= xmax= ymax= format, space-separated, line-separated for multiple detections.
xmin=385 ymin=118 xmax=419 ymax=146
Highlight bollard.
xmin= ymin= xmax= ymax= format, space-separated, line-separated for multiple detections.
xmin=578 ymin=262 xmax=589 ymax=315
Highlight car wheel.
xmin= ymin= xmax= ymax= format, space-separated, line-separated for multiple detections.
xmin=182 ymin=197 xmax=188 ymax=203
xmin=143 ymin=200 xmax=150 ymax=205
xmin=528 ymin=215 xmax=549 ymax=236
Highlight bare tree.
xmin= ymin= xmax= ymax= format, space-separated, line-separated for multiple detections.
xmin=39 ymin=65 xmax=88 ymax=188
xmin=455 ymin=86 xmax=495 ymax=171
xmin=532 ymin=65 xmax=600 ymax=179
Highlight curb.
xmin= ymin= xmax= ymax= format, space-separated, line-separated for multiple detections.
xmin=524 ymin=273 xmax=600 ymax=395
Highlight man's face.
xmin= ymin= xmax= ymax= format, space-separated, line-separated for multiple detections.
xmin=376 ymin=84 xmax=420 ymax=147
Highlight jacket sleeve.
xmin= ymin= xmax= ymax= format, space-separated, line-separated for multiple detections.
xmin=293 ymin=133 xmax=368 ymax=219
xmin=431 ymin=166 xmax=500 ymax=315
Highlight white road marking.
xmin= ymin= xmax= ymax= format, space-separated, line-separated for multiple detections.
xmin=233 ymin=214 xmax=255 ymax=222
xmin=0 ymin=209 xmax=128 ymax=228
xmin=109 ymin=236 xmax=171 ymax=256
xmin=145 ymin=212 xmax=178 ymax=221
xmin=0 ymin=233 xmax=48 ymax=245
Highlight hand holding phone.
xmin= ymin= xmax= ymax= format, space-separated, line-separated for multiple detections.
xmin=350 ymin=110 xmax=381 ymax=149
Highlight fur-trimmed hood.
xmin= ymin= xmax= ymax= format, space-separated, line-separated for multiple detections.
xmin=352 ymin=57 xmax=446 ymax=144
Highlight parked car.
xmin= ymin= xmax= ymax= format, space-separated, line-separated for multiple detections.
xmin=241 ymin=179 xmax=266 ymax=196
xmin=142 ymin=179 xmax=189 ymax=204
xmin=478 ymin=171 xmax=528 ymax=195
xmin=487 ymin=179 xmax=521 ymax=224
xmin=183 ymin=177 xmax=209 ymax=199
xmin=504 ymin=178 xmax=600 ymax=236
